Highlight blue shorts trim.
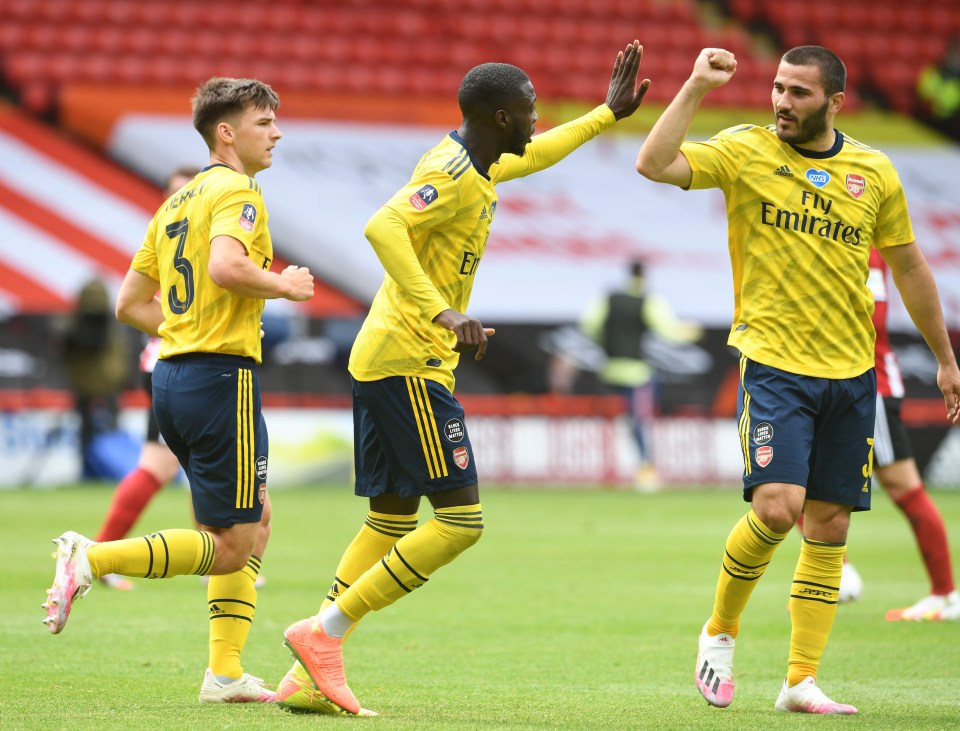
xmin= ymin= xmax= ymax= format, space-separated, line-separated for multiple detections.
xmin=737 ymin=356 xmax=876 ymax=511
xmin=152 ymin=355 xmax=268 ymax=527
xmin=352 ymin=376 xmax=478 ymax=497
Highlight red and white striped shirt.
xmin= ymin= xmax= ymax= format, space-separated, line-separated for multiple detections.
xmin=867 ymin=248 xmax=904 ymax=398
xmin=138 ymin=337 xmax=162 ymax=374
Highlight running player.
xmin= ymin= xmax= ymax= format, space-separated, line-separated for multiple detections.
xmin=277 ymin=42 xmax=651 ymax=715
xmin=42 ymin=77 xmax=314 ymax=704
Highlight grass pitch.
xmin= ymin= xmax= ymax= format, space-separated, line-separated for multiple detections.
xmin=2 ymin=483 xmax=959 ymax=729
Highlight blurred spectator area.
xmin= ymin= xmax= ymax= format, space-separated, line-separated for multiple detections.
xmin=725 ymin=0 xmax=960 ymax=115
xmin=2 ymin=0 xmax=955 ymax=121
xmin=1 ymin=0 xmax=795 ymax=117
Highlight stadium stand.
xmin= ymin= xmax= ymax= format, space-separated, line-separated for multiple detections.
xmin=1 ymin=1 xmax=958 ymax=488
xmin=722 ymin=0 xmax=960 ymax=115
xmin=3 ymin=0 xmax=957 ymax=119
xmin=1 ymin=0 xmax=779 ymax=116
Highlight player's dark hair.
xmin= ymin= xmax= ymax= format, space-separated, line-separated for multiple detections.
xmin=783 ymin=46 xmax=846 ymax=95
xmin=191 ymin=77 xmax=280 ymax=149
xmin=458 ymin=63 xmax=531 ymax=119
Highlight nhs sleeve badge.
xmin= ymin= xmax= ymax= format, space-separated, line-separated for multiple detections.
xmin=239 ymin=203 xmax=258 ymax=231
xmin=409 ymin=184 xmax=439 ymax=210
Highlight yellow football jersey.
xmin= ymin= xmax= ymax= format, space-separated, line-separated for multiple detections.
xmin=681 ymin=125 xmax=914 ymax=379
xmin=349 ymin=105 xmax=615 ymax=392
xmin=131 ymin=164 xmax=273 ymax=363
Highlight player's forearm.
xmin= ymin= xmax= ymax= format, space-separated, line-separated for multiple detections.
xmin=636 ymin=80 xmax=709 ymax=180
xmin=117 ymin=299 xmax=163 ymax=337
xmin=893 ymin=264 xmax=958 ymax=368
xmin=364 ymin=207 xmax=450 ymax=320
xmin=209 ymin=255 xmax=292 ymax=300
xmin=116 ymin=268 xmax=164 ymax=336
xmin=504 ymin=105 xmax=616 ymax=180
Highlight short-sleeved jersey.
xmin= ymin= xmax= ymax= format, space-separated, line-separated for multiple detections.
xmin=867 ymin=248 xmax=904 ymax=398
xmin=131 ymin=164 xmax=273 ymax=363
xmin=349 ymin=105 xmax=615 ymax=392
xmin=682 ymin=125 xmax=914 ymax=379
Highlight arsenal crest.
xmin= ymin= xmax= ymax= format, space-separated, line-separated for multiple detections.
xmin=452 ymin=446 xmax=469 ymax=469
xmin=755 ymin=446 xmax=773 ymax=468
xmin=845 ymin=174 xmax=865 ymax=199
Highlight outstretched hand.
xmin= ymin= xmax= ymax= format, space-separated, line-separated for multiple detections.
xmin=606 ymin=40 xmax=651 ymax=120
xmin=434 ymin=308 xmax=496 ymax=361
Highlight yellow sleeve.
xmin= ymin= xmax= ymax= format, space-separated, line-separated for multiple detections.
xmin=490 ymin=104 xmax=616 ymax=183
xmin=363 ymin=205 xmax=451 ymax=321
xmin=209 ymin=180 xmax=266 ymax=254
xmin=580 ymin=296 xmax=608 ymax=344
xmin=682 ymin=125 xmax=752 ymax=191
xmin=873 ymin=167 xmax=915 ymax=249
xmin=643 ymin=294 xmax=702 ymax=343
xmin=131 ymin=216 xmax=159 ymax=280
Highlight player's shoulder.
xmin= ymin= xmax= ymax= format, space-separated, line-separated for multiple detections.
xmin=416 ymin=133 xmax=475 ymax=183
xmin=839 ymin=132 xmax=893 ymax=163
xmin=710 ymin=123 xmax=770 ymax=141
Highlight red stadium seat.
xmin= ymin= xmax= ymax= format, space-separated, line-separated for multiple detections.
xmin=0 ymin=0 xmax=948 ymax=119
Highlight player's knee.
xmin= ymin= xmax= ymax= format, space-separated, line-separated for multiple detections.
xmin=209 ymin=532 xmax=259 ymax=574
xmin=257 ymin=520 xmax=271 ymax=550
xmin=436 ymin=510 xmax=484 ymax=555
xmin=754 ymin=503 xmax=797 ymax=535
xmin=211 ymin=549 xmax=249 ymax=574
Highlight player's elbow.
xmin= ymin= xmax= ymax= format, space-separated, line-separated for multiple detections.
xmin=635 ymin=150 xmax=662 ymax=181
xmin=115 ymin=293 xmax=137 ymax=326
xmin=208 ymin=257 xmax=239 ymax=290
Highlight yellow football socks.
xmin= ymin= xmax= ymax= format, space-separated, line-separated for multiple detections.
xmin=787 ymin=537 xmax=845 ymax=686
xmin=336 ymin=504 xmax=483 ymax=622
xmin=87 ymin=529 xmax=215 ymax=579
xmin=207 ymin=555 xmax=261 ymax=679
xmin=320 ymin=511 xmax=418 ymax=611
xmin=708 ymin=509 xmax=789 ymax=638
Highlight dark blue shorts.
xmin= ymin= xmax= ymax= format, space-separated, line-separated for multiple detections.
xmin=142 ymin=371 xmax=162 ymax=443
xmin=737 ymin=356 xmax=876 ymax=511
xmin=152 ymin=354 xmax=268 ymax=527
xmin=352 ymin=376 xmax=478 ymax=497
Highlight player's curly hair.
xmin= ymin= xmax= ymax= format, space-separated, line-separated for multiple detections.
xmin=783 ymin=46 xmax=846 ymax=96
xmin=458 ymin=63 xmax=531 ymax=119
xmin=191 ymin=77 xmax=280 ymax=149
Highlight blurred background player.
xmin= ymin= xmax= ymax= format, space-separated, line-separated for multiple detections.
xmin=581 ymin=259 xmax=702 ymax=490
xmin=916 ymin=36 xmax=960 ymax=142
xmin=277 ymin=42 xmax=650 ymax=716
xmin=60 ymin=278 xmax=131 ymax=479
xmin=42 ymin=77 xmax=315 ymax=705
xmin=801 ymin=248 xmax=958 ymax=621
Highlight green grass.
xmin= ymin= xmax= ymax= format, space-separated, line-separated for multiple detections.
xmin=2 ymin=484 xmax=959 ymax=729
